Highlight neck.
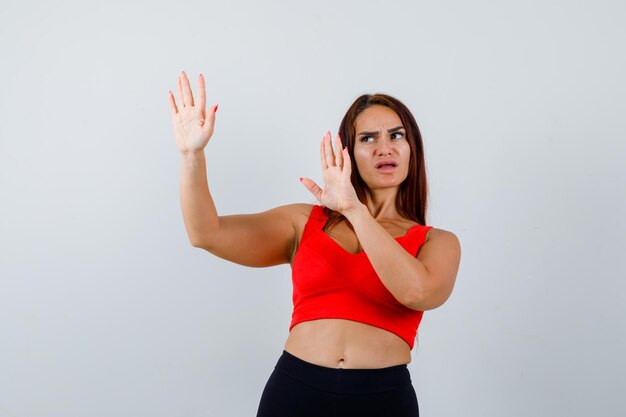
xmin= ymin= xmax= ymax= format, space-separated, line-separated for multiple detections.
xmin=364 ymin=187 xmax=401 ymax=220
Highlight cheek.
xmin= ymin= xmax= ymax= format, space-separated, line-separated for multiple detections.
xmin=402 ymin=144 xmax=412 ymax=162
xmin=400 ymin=146 xmax=412 ymax=173
xmin=352 ymin=150 xmax=369 ymax=171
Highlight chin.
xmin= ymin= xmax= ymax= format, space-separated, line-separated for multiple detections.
xmin=364 ymin=173 xmax=408 ymax=186
xmin=364 ymin=180 xmax=405 ymax=190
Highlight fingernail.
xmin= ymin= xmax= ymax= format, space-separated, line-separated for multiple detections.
xmin=299 ymin=177 xmax=303 ymax=182
xmin=214 ymin=104 xmax=219 ymax=113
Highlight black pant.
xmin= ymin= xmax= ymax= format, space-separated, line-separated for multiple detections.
xmin=256 ymin=350 xmax=419 ymax=417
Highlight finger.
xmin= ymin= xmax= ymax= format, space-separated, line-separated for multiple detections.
xmin=197 ymin=73 xmax=206 ymax=116
xmin=181 ymin=71 xmax=195 ymax=107
xmin=342 ymin=146 xmax=352 ymax=176
xmin=203 ymin=104 xmax=218 ymax=136
xmin=178 ymin=76 xmax=185 ymax=107
xmin=300 ymin=178 xmax=323 ymax=202
xmin=320 ymin=133 xmax=329 ymax=170
xmin=334 ymin=134 xmax=343 ymax=167
xmin=168 ymin=90 xmax=179 ymax=116
xmin=324 ymin=131 xmax=335 ymax=168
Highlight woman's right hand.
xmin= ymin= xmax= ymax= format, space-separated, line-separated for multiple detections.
xmin=168 ymin=71 xmax=218 ymax=154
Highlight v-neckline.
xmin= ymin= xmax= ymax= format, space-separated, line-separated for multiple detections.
xmin=320 ymin=222 xmax=421 ymax=256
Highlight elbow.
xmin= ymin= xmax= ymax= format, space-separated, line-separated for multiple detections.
xmin=189 ymin=237 xmax=210 ymax=250
xmin=402 ymin=292 xmax=426 ymax=311
xmin=187 ymin=235 xmax=201 ymax=247
xmin=187 ymin=224 xmax=221 ymax=250
xmin=187 ymin=229 xmax=217 ymax=249
xmin=403 ymin=287 xmax=449 ymax=311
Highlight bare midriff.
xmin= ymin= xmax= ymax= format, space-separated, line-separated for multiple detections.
xmin=284 ymin=318 xmax=412 ymax=369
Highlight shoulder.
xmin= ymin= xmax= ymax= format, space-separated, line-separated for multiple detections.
xmin=422 ymin=227 xmax=461 ymax=253
xmin=283 ymin=202 xmax=317 ymax=218
xmin=273 ymin=202 xmax=317 ymax=230
xmin=270 ymin=202 xmax=316 ymax=217
xmin=416 ymin=227 xmax=461 ymax=298
xmin=249 ymin=203 xmax=316 ymax=243
xmin=281 ymin=203 xmax=319 ymax=265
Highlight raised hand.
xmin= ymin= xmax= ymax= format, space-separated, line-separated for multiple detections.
xmin=168 ymin=71 xmax=218 ymax=154
xmin=300 ymin=132 xmax=361 ymax=214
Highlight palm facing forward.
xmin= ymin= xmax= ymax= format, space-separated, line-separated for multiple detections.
xmin=301 ymin=132 xmax=362 ymax=215
xmin=168 ymin=71 xmax=218 ymax=154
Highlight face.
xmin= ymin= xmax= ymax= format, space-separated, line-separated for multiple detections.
xmin=353 ymin=105 xmax=411 ymax=191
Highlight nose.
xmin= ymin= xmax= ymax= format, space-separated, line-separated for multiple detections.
xmin=377 ymin=136 xmax=394 ymax=156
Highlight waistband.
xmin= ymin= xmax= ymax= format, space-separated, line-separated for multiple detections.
xmin=274 ymin=350 xmax=412 ymax=395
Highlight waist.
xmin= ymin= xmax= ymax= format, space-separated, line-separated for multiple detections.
xmin=290 ymin=292 xmax=423 ymax=350
xmin=273 ymin=350 xmax=412 ymax=395
xmin=284 ymin=318 xmax=412 ymax=368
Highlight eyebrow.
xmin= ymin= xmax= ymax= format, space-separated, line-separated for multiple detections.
xmin=357 ymin=126 xmax=405 ymax=136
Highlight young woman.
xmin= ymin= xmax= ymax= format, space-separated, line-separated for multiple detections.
xmin=168 ymin=71 xmax=461 ymax=417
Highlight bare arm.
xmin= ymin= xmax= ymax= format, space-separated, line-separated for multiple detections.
xmin=179 ymin=150 xmax=301 ymax=266
xmin=345 ymin=202 xmax=461 ymax=311
xmin=170 ymin=71 xmax=299 ymax=268
xmin=301 ymin=129 xmax=461 ymax=310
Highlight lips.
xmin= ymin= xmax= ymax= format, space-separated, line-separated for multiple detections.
xmin=375 ymin=159 xmax=398 ymax=169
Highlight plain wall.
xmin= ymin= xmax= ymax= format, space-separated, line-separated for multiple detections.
xmin=1 ymin=0 xmax=625 ymax=416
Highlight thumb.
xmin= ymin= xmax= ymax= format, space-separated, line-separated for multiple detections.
xmin=203 ymin=104 xmax=218 ymax=137
xmin=300 ymin=177 xmax=322 ymax=202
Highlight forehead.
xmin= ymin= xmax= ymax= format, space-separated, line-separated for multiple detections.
xmin=354 ymin=105 xmax=402 ymax=132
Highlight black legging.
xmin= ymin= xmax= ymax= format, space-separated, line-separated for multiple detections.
xmin=256 ymin=350 xmax=419 ymax=417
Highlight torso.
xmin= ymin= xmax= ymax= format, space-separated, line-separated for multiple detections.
xmin=284 ymin=204 xmax=434 ymax=369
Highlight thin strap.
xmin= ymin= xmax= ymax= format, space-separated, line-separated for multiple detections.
xmin=300 ymin=205 xmax=327 ymax=243
xmin=404 ymin=225 xmax=434 ymax=257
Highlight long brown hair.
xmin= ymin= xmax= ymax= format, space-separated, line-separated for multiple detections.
xmin=323 ymin=93 xmax=429 ymax=232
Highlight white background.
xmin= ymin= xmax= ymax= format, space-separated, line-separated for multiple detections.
xmin=1 ymin=0 xmax=624 ymax=416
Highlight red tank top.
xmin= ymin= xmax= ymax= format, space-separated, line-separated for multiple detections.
xmin=289 ymin=204 xmax=433 ymax=350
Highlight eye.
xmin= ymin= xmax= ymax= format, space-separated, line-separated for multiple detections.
xmin=391 ymin=132 xmax=405 ymax=139
xmin=359 ymin=135 xmax=374 ymax=143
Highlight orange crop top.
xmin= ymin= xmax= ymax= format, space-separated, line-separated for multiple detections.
xmin=289 ymin=204 xmax=433 ymax=350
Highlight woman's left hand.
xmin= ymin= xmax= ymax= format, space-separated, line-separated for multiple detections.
xmin=300 ymin=132 xmax=362 ymax=215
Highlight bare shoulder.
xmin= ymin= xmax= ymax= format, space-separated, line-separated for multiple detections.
xmin=258 ymin=202 xmax=316 ymax=244
xmin=278 ymin=202 xmax=316 ymax=228
xmin=220 ymin=202 xmax=314 ymax=233
xmin=289 ymin=202 xmax=317 ymax=235
xmin=422 ymin=227 xmax=461 ymax=254
xmin=425 ymin=227 xmax=459 ymax=241
xmin=282 ymin=203 xmax=316 ymax=265
xmin=288 ymin=202 xmax=317 ymax=217
xmin=415 ymin=227 xmax=462 ymax=310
